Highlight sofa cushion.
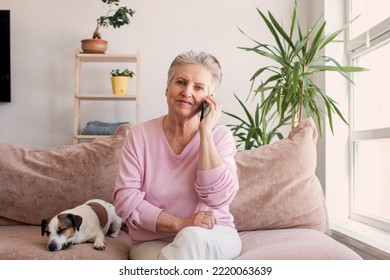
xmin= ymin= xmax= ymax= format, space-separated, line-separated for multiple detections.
xmin=237 ymin=229 xmax=362 ymax=260
xmin=0 ymin=125 xmax=128 ymax=226
xmin=230 ymin=118 xmax=328 ymax=232
xmin=0 ymin=226 xmax=132 ymax=260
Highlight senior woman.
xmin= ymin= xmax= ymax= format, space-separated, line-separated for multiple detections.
xmin=113 ymin=51 xmax=241 ymax=260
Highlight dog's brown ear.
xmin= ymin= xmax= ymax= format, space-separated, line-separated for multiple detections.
xmin=67 ymin=214 xmax=83 ymax=231
xmin=41 ymin=219 xmax=48 ymax=236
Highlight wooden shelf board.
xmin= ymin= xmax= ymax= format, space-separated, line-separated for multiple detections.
xmin=76 ymin=94 xmax=136 ymax=100
xmin=75 ymin=135 xmax=112 ymax=139
xmin=77 ymin=52 xmax=137 ymax=63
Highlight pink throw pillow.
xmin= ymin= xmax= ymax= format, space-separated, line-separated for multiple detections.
xmin=230 ymin=118 xmax=328 ymax=233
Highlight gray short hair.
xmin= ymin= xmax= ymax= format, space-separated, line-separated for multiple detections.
xmin=167 ymin=51 xmax=222 ymax=95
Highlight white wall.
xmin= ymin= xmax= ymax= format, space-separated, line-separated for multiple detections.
xmin=310 ymin=0 xmax=326 ymax=191
xmin=323 ymin=0 xmax=351 ymax=221
xmin=0 ymin=0 xmax=308 ymax=148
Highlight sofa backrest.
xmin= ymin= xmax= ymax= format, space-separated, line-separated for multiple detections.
xmin=0 ymin=125 xmax=128 ymax=226
xmin=0 ymin=119 xmax=327 ymax=233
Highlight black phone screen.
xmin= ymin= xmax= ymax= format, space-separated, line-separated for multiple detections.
xmin=200 ymin=102 xmax=209 ymax=121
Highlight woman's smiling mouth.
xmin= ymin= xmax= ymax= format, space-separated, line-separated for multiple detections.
xmin=177 ymin=100 xmax=193 ymax=106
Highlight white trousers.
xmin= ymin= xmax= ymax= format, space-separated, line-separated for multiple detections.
xmin=130 ymin=225 xmax=242 ymax=260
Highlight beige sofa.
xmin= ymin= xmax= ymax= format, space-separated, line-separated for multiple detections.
xmin=0 ymin=118 xmax=362 ymax=260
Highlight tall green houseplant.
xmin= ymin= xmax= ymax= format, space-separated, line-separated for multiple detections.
xmin=224 ymin=93 xmax=290 ymax=150
xmin=227 ymin=0 xmax=366 ymax=145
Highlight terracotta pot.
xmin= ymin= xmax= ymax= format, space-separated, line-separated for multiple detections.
xmin=81 ymin=39 xmax=108 ymax=53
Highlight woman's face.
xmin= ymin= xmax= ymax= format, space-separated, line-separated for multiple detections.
xmin=166 ymin=63 xmax=213 ymax=120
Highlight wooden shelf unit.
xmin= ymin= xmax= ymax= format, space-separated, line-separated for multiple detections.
xmin=73 ymin=51 xmax=140 ymax=144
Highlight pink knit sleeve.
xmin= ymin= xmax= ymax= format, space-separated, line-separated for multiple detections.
xmin=112 ymin=126 xmax=163 ymax=232
xmin=195 ymin=126 xmax=239 ymax=208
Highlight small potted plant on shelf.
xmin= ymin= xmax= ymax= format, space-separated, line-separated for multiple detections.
xmin=110 ymin=68 xmax=135 ymax=95
xmin=81 ymin=0 xmax=135 ymax=53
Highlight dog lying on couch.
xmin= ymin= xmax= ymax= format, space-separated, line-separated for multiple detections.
xmin=40 ymin=199 xmax=122 ymax=252
xmin=0 ymin=118 xmax=362 ymax=259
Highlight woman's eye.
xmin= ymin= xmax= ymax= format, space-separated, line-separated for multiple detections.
xmin=195 ymin=86 xmax=204 ymax=91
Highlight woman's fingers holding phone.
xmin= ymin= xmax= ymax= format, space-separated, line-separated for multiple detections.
xmin=204 ymin=95 xmax=221 ymax=113
xmin=200 ymin=95 xmax=221 ymax=129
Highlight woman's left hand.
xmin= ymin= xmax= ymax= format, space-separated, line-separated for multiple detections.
xmin=180 ymin=211 xmax=217 ymax=230
xmin=197 ymin=95 xmax=223 ymax=170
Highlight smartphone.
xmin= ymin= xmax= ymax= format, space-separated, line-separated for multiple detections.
xmin=200 ymin=102 xmax=210 ymax=121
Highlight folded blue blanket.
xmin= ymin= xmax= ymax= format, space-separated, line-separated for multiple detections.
xmin=81 ymin=121 xmax=129 ymax=135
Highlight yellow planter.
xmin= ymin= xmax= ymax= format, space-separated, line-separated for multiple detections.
xmin=111 ymin=76 xmax=131 ymax=95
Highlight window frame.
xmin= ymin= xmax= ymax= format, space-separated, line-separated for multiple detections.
xmin=347 ymin=1 xmax=390 ymax=233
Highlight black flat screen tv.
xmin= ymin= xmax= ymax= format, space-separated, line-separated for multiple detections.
xmin=0 ymin=10 xmax=10 ymax=102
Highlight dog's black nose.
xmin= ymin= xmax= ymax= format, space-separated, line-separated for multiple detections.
xmin=48 ymin=243 xmax=57 ymax=251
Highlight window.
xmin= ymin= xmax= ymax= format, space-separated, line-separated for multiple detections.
xmin=348 ymin=0 xmax=390 ymax=233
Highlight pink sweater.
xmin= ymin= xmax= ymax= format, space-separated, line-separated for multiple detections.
xmin=113 ymin=116 xmax=239 ymax=242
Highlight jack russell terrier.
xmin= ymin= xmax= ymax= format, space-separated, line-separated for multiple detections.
xmin=41 ymin=199 xmax=122 ymax=251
